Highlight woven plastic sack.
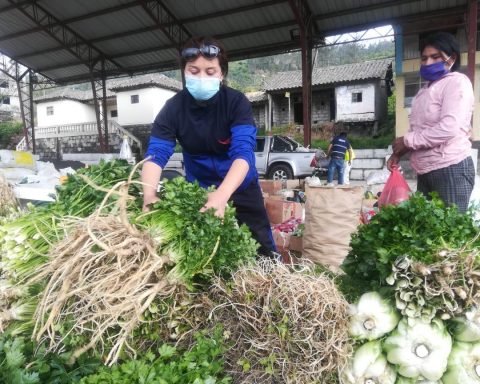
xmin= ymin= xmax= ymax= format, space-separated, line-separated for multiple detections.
xmin=377 ymin=168 xmax=411 ymax=207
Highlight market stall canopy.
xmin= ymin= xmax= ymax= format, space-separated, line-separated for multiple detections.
xmin=0 ymin=0 xmax=472 ymax=85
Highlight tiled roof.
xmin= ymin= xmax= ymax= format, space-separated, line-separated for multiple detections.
xmin=34 ymin=73 xmax=182 ymax=103
xmin=245 ymin=91 xmax=267 ymax=103
xmin=109 ymin=73 xmax=182 ymax=92
xmin=34 ymin=88 xmax=115 ymax=103
xmin=264 ymin=58 xmax=392 ymax=91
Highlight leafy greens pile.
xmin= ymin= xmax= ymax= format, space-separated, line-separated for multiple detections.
xmin=138 ymin=177 xmax=258 ymax=286
xmin=341 ymin=193 xmax=480 ymax=296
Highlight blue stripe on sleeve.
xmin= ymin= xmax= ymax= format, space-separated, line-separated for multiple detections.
xmin=228 ymin=124 xmax=256 ymax=170
xmin=144 ymin=136 xmax=176 ymax=168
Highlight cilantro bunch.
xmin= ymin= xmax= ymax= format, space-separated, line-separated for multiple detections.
xmin=139 ymin=177 xmax=257 ymax=287
xmin=53 ymin=159 xmax=142 ymax=217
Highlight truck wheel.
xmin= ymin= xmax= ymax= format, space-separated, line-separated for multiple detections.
xmin=268 ymin=164 xmax=293 ymax=180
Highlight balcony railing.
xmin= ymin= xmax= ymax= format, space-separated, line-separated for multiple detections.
xmin=16 ymin=121 xmax=142 ymax=153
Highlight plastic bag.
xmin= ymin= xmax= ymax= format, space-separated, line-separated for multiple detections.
xmin=0 ymin=150 xmax=36 ymax=170
xmin=119 ymin=136 xmax=133 ymax=161
xmin=377 ymin=168 xmax=411 ymax=207
xmin=366 ymin=168 xmax=390 ymax=185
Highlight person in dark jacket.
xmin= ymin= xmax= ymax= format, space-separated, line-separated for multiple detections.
xmin=326 ymin=132 xmax=353 ymax=186
xmin=141 ymin=36 xmax=276 ymax=257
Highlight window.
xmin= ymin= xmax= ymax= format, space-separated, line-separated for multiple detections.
xmin=272 ymin=135 xmax=298 ymax=152
xmin=255 ymin=138 xmax=265 ymax=152
xmin=1 ymin=96 xmax=10 ymax=105
xmin=131 ymin=94 xmax=139 ymax=104
xmin=352 ymin=92 xmax=362 ymax=103
xmin=47 ymin=106 xmax=54 ymax=116
xmin=110 ymin=109 xmax=118 ymax=118
xmin=404 ymin=74 xmax=427 ymax=107
xmin=0 ymin=81 xmax=7 ymax=89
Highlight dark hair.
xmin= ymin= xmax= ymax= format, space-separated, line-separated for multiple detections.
xmin=180 ymin=36 xmax=228 ymax=77
xmin=339 ymin=132 xmax=347 ymax=137
xmin=420 ymin=32 xmax=461 ymax=71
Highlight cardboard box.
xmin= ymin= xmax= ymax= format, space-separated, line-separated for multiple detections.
xmin=284 ymin=179 xmax=302 ymax=190
xmin=265 ymin=198 xmax=303 ymax=225
xmin=273 ymin=230 xmax=290 ymax=249
xmin=288 ymin=235 xmax=303 ymax=252
xmin=259 ymin=180 xmax=283 ymax=195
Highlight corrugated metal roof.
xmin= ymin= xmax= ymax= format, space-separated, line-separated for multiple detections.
xmin=264 ymin=58 xmax=393 ymax=91
xmin=0 ymin=0 xmax=469 ymax=84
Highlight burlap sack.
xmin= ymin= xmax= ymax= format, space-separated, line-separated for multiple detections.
xmin=303 ymin=185 xmax=363 ymax=271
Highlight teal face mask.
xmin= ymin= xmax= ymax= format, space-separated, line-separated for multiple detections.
xmin=185 ymin=76 xmax=221 ymax=100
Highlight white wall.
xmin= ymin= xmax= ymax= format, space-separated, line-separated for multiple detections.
xmin=116 ymin=87 xmax=177 ymax=126
xmin=106 ymin=103 xmax=118 ymax=122
xmin=335 ymin=83 xmax=375 ymax=122
xmin=36 ymin=99 xmax=96 ymax=127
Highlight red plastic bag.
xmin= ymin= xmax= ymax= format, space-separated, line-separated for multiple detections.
xmin=377 ymin=168 xmax=411 ymax=207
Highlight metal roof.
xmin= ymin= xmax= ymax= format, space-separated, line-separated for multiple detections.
xmin=0 ymin=0 xmax=470 ymax=85
xmin=264 ymin=58 xmax=393 ymax=91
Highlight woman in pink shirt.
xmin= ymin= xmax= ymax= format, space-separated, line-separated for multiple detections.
xmin=388 ymin=32 xmax=475 ymax=212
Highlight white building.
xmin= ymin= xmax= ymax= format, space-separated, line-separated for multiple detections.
xmin=0 ymin=76 xmax=21 ymax=121
xmin=263 ymin=59 xmax=393 ymax=133
xmin=109 ymin=74 xmax=182 ymax=126
xmin=34 ymin=73 xmax=182 ymax=128
xmin=35 ymin=88 xmax=107 ymax=127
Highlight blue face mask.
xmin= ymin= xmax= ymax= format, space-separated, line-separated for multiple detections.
xmin=185 ymin=76 xmax=221 ymax=100
xmin=419 ymin=59 xmax=451 ymax=82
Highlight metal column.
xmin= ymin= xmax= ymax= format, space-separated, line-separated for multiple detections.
xmin=467 ymin=0 xmax=478 ymax=86
xmin=288 ymin=0 xmax=314 ymax=147
xmin=90 ymin=60 xmax=108 ymax=152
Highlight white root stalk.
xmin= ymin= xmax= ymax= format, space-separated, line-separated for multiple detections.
xmin=29 ymin=162 xmax=177 ymax=365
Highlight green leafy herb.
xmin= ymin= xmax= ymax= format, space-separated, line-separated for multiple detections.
xmin=341 ymin=193 xmax=480 ymax=297
xmin=79 ymin=329 xmax=231 ymax=384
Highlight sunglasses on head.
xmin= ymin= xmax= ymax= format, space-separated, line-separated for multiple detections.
xmin=181 ymin=45 xmax=221 ymax=61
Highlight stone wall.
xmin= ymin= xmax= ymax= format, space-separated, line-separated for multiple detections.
xmin=350 ymin=148 xmax=479 ymax=181
xmin=36 ymin=134 xmax=123 ymax=161
xmin=349 ymin=148 xmax=391 ymax=181
xmin=122 ymin=124 xmax=152 ymax=155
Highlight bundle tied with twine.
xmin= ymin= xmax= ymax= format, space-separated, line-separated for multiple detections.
xmin=29 ymin=161 xmax=176 ymax=365
xmin=206 ymin=260 xmax=352 ymax=384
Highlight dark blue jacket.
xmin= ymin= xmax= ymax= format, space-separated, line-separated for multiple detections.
xmin=145 ymin=86 xmax=257 ymax=190
xmin=330 ymin=135 xmax=351 ymax=159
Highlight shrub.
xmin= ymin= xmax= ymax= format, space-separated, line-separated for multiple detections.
xmin=0 ymin=121 xmax=23 ymax=149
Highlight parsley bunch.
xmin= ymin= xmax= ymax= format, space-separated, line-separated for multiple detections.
xmin=79 ymin=329 xmax=231 ymax=384
xmin=341 ymin=193 xmax=480 ymax=297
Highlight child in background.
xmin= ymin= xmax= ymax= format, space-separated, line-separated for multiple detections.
xmin=344 ymin=146 xmax=355 ymax=184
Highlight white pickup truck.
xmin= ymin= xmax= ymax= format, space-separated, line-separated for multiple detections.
xmin=163 ymin=135 xmax=326 ymax=180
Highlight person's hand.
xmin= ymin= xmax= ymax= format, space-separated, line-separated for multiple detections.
xmin=142 ymin=196 xmax=160 ymax=212
xmin=200 ymin=190 xmax=229 ymax=218
xmin=386 ymin=154 xmax=400 ymax=171
xmin=392 ymin=136 xmax=407 ymax=155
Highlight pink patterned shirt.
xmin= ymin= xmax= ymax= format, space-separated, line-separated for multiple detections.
xmin=404 ymin=71 xmax=474 ymax=175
